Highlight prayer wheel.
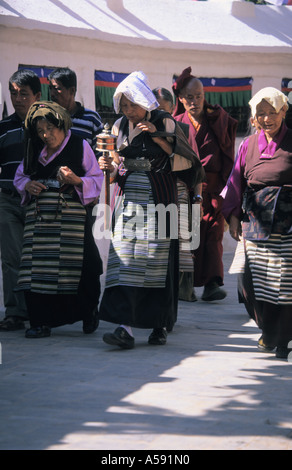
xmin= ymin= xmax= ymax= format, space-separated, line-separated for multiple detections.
xmin=96 ymin=123 xmax=117 ymax=228
xmin=96 ymin=123 xmax=117 ymax=153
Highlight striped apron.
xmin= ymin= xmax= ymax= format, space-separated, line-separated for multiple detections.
xmin=18 ymin=190 xmax=86 ymax=294
xmin=105 ymin=172 xmax=171 ymax=288
xmin=245 ymin=233 xmax=292 ymax=305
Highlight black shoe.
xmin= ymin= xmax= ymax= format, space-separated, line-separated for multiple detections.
xmin=148 ymin=328 xmax=167 ymax=345
xmin=25 ymin=326 xmax=51 ymax=338
xmin=0 ymin=316 xmax=26 ymax=331
xmin=83 ymin=308 xmax=99 ymax=334
xmin=103 ymin=327 xmax=135 ymax=349
xmin=275 ymin=346 xmax=292 ymax=359
xmin=202 ymin=282 xmax=227 ymax=301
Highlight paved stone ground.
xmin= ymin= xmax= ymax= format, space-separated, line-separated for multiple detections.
xmin=0 ymin=251 xmax=292 ymax=451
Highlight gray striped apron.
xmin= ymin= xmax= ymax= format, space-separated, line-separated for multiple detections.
xmin=105 ymin=172 xmax=171 ymax=288
xmin=18 ymin=190 xmax=86 ymax=294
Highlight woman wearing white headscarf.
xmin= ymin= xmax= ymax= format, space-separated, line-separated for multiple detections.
xmin=222 ymin=87 xmax=292 ymax=359
xmin=98 ymin=71 xmax=203 ymax=349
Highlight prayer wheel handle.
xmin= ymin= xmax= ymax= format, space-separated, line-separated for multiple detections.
xmin=96 ymin=123 xmax=117 ymax=228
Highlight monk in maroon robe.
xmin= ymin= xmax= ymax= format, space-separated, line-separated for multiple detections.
xmin=173 ymin=66 xmax=238 ymax=301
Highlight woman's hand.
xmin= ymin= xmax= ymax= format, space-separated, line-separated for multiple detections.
xmin=229 ymin=214 xmax=242 ymax=241
xmin=98 ymin=155 xmax=115 ymax=173
xmin=137 ymin=120 xmax=173 ymax=156
xmin=136 ymin=121 xmax=157 ymax=134
xmin=25 ymin=180 xmax=47 ymax=196
xmin=57 ymin=166 xmax=82 ymax=187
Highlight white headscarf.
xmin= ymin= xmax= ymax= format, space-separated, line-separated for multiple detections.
xmin=113 ymin=71 xmax=159 ymax=114
xmin=249 ymin=87 xmax=289 ymax=117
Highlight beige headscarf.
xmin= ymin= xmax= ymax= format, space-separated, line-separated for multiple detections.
xmin=113 ymin=71 xmax=159 ymax=114
xmin=24 ymin=101 xmax=72 ymax=175
xmin=249 ymin=87 xmax=288 ymax=117
xmin=25 ymin=100 xmax=72 ymax=133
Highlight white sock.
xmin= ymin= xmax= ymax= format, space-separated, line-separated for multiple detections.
xmin=120 ymin=325 xmax=134 ymax=337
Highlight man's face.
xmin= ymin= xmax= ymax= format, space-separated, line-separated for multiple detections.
xmin=10 ymin=83 xmax=41 ymax=120
xmin=179 ymin=79 xmax=205 ymax=120
xmin=49 ymin=78 xmax=75 ymax=111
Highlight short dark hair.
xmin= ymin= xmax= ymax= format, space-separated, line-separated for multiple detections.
xmin=48 ymin=67 xmax=77 ymax=91
xmin=152 ymin=87 xmax=174 ymax=105
xmin=9 ymin=69 xmax=41 ymax=95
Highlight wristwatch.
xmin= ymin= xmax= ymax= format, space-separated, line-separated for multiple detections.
xmin=193 ymin=194 xmax=203 ymax=204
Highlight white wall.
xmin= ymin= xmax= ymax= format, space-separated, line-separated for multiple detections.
xmin=0 ymin=24 xmax=291 ymax=118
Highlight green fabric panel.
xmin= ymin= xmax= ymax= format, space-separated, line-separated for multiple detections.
xmin=41 ymin=84 xmax=50 ymax=101
xmin=95 ymin=86 xmax=116 ymax=109
xmin=204 ymin=90 xmax=251 ymax=108
xmin=95 ymin=86 xmax=251 ymax=110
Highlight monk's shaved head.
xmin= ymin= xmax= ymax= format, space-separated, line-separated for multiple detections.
xmin=179 ymin=78 xmax=205 ymax=122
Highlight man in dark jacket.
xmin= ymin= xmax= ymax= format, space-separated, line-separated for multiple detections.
xmin=0 ymin=69 xmax=41 ymax=330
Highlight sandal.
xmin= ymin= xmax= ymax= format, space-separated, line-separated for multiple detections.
xmin=257 ymin=336 xmax=276 ymax=353
xmin=25 ymin=326 xmax=51 ymax=338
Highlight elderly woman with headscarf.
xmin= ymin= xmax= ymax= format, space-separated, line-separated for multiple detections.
xmin=14 ymin=101 xmax=104 ymax=338
xmin=222 ymin=87 xmax=292 ymax=360
xmin=98 ymin=71 xmax=204 ymax=349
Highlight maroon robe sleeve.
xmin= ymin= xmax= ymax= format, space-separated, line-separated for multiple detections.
xmin=174 ymin=112 xmax=199 ymax=157
xmin=205 ymin=103 xmax=238 ymax=186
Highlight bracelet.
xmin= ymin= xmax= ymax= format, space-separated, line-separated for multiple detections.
xmin=193 ymin=194 xmax=203 ymax=204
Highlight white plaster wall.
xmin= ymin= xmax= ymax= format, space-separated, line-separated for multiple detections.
xmin=0 ymin=25 xmax=291 ymax=117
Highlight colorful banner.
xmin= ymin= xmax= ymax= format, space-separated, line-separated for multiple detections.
xmin=18 ymin=65 xmax=55 ymax=100
xmin=94 ymin=70 xmax=129 ymax=88
xmin=198 ymin=77 xmax=252 ymax=93
xmin=282 ymin=78 xmax=292 ymax=93
xmin=95 ymin=70 xmax=129 ymax=110
xmin=171 ymin=76 xmax=253 ymax=108
xmin=18 ymin=65 xmax=54 ymax=84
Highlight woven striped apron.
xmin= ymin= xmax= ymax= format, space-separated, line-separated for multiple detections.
xmin=105 ymin=172 xmax=171 ymax=288
xmin=245 ymin=233 xmax=292 ymax=305
xmin=18 ymin=190 xmax=86 ymax=294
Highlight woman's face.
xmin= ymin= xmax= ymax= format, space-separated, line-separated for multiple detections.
xmin=120 ymin=95 xmax=147 ymax=125
xmin=256 ymin=100 xmax=286 ymax=140
xmin=156 ymin=98 xmax=174 ymax=114
xmin=36 ymin=119 xmax=65 ymax=151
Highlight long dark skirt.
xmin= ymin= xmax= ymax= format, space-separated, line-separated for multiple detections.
xmin=193 ymin=193 xmax=225 ymax=287
xmin=18 ymin=193 xmax=102 ymax=328
xmin=24 ymin=226 xmax=102 ymax=328
xmin=99 ymin=239 xmax=179 ymax=330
